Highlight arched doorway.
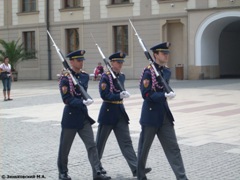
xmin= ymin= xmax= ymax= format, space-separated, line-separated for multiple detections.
xmin=195 ymin=11 xmax=240 ymax=78
xmin=219 ymin=20 xmax=240 ymax=78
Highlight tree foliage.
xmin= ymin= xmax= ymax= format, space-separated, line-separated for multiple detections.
xmin=0 ymin=39 xmax=36 ymax=71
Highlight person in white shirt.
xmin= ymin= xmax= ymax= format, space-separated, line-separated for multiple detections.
xmin=0 ymin=57 xmax=13 ymax=101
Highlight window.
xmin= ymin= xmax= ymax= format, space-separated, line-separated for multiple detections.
xmin=157 ymin=0 xmax=187 ymax=2
xmin=111 ymin=0 xmax=130 ymax=4
xmin=22 ymin=0 xmax=36 ymax=12
xmin=113 ymin=25 xmax=128 ymax=55
xmin=66 ymin=29 xmax=79 ymax=53
xmin=23 ymin=31 xmax=36 ymax=58
xmin=64 ymin=0 xmax=81 ymax=8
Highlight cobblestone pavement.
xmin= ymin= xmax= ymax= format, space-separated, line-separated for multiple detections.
xmin=0 ymin=79 xmax=240 ymax=180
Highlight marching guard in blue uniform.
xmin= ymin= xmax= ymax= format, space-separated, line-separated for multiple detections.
xmin=137 ymin=43 xmax=188 ymax=180
xmin=57 ymin=50 xmax=111 ymax=180
xmin=96 ymin=52 xmax=151 ymax=177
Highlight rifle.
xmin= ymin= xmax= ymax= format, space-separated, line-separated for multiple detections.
xmin=129 ymin=19 xmax=173 ymax=93
xmin=47 ymin=30 xmax=93 ymax=101
xmin=90 ymin=33 xmax=125 ymax=92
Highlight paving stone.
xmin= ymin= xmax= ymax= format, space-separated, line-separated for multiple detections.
xmin=1 ymin=79 xmax=240 ymax=179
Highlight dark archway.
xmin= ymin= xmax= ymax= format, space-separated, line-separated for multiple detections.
xmin=219 ymin=20 xmax=240 ymax=78
xmin=195 ymin=11 xmax=240 ymax=79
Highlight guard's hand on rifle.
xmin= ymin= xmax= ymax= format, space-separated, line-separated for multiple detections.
xmin=120 ymin=91 xmax=131 ymax=99
xmin=165 ymin=91 xmax=176 ymax=100
xmin=83 ymin=99 xmax=94 ymax=106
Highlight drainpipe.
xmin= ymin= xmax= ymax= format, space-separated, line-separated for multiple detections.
xmin=46 ymin=0 xmax=52 ymax=80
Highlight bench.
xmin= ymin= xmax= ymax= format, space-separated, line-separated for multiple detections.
xmin=89 ymin=73 xmax=101 ymax=81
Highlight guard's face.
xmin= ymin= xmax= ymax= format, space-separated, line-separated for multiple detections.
xmin=111 ymin=61 xmax=123 ymax=73
xmin=70 ymin=59 xmax=84 ymax=70
xmin=155 ymin=51 xmax=169 ymax=65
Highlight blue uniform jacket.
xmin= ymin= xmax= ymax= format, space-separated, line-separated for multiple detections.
xmin=139 ymin=63 xmax=174 ymax=127
xmin=98 ymin=71 xmax=129 ymax=125
xmin=59 ymin=70 xmax=95 ymax=129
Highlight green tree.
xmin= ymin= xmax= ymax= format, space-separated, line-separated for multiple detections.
xmin=0 ymin=39 xmax=36 ymax=71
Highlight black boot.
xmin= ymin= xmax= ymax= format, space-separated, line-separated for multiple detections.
xmin=93 ymin=171 xmax=111 ymax=180
xmin=100 ymin=166 xmax=107 ymax=174
xmin=133 ymin=167 xmax=152 ymax=177
xmin=59 ymin=172 xmax=71 ymax=180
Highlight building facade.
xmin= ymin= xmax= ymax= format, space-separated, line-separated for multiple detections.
xmin=0 ymin=0 xmax=239 ymax=80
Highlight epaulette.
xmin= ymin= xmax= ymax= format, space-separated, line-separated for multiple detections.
xmin=61 ymin=69 xmax=70 ymax=77
xmin=81 ymin=70 xmax=88 ymax=74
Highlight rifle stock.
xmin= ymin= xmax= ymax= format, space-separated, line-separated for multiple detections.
xmin=90 ymin=33 xmax=125 ymax=92
xmin=47 ymin=30 xmax=92 ymax=100
xmin=129 ymin=19 xmax=173 ymax=93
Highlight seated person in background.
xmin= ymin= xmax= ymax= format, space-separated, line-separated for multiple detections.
xmin=94 ymin=62 xmax=104 ymax=81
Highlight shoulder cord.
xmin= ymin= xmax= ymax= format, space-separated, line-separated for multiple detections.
xmin=107 ymin=73 xmax=121 ymax=93
xmin=59 ymin=74 xmax=81 ymax=96
xmin=139 ymin=66 xmax=163 ymax=91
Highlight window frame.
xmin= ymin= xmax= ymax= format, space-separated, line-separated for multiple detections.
xmin=23 ymin=31 xmax=36 ymax=58
xmin=111 ymin=0 xmax=130 ymax=4
xmin=157 ymin=0 xmax=188 ymax=3
xmin=113 ymin=25 xmax=129 ymax=55
xmin=21 ymin=0 xmax=37 ymax=13
xmin=66 ymin=28 xmax=80 ymax=54
xmin=63 ymin=0 xmax=82 ymax=9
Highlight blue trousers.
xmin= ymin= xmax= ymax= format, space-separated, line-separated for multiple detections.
xmin=2 ymin=77 xmax=11 ymax=91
